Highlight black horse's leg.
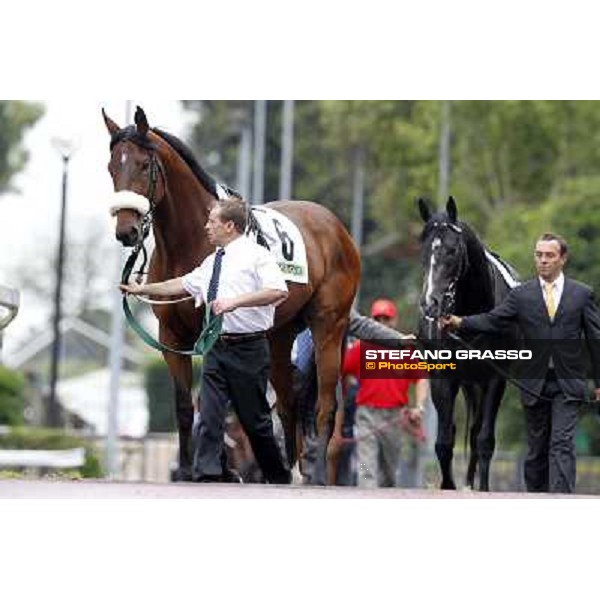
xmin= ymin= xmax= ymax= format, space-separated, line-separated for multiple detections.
xmin=476 ymin=377 xmax=506 ymax=491
xmin=432 ymin=378 xmax=459 ymax=490
xmin=462 ymin=383 xmax=481 ymax=489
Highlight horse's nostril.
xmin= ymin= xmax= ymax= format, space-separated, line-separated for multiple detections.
xmin=115 ymin=229 xmax=137 ymax=247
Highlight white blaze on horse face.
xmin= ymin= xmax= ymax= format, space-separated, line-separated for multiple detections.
xmin=121 ymin=151 xmax=128 ymax=165
xmin=424 ymin=237 xmax=442 ymax=308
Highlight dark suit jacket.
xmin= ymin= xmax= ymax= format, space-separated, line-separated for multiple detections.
xmin=460 ymin=277 xmax=600 ymax=405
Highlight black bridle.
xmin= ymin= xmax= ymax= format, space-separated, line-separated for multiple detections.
xmin=421 ymin=221 xmax=470 ymax=337
xmin=124 ymin=149 xmax=161 ymax=283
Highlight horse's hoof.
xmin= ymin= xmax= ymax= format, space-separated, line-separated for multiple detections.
xmin=222 ymin=469 xmax=244 ymax=484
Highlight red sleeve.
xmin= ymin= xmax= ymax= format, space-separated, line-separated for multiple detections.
xmin=404 ymin=345 xmax=429 ymax=381
xmin=341 ymin=340 xmax=361 ymax=378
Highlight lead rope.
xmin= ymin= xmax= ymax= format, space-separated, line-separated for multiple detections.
xmin=445 ymin=330 xmax=598 ymax=406
xmin=121 ymin=245 xmax=221 ymax=356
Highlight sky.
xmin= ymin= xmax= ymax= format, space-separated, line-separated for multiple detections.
xmin=0 ymin=100 xmax=191 ymax=355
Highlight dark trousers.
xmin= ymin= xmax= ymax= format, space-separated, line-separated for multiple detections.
xmin=193 ymin=336 xmax=290 ymax=484
xmin=523 ymin=373 xmax=580 ymax=494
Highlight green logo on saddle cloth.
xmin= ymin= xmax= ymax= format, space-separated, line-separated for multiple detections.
xmin=278 ymin=262 xmax=305 ymax=276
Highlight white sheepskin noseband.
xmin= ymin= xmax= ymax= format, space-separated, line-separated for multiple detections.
xmin=108 ymin=190 xmax=151 ymax=217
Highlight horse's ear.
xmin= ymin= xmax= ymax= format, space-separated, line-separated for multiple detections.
xmin=447 ymin=196 xmax=458 ymax=223
xmin=134 ymin=106 xmax=149 ymax=136
xmin=417 ymin=197 xmax=432 ymax=223
xmin=102 ymin=108 xmax=120 ymax=136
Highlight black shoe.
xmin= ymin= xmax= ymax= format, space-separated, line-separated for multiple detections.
xmin=268 ymin=470 xmax=292 ymax=485
xmin=193 ymin=474 xmax=223 ymax=483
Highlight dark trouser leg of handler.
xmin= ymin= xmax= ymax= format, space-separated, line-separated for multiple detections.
xmin=192 ymin=350 xmax=228 ymax=481
xmin=523 ymin=374 xmax=579 ymax=494
xmin=223 ymin=338 xmax=291 ymax=484
xmin=549 ymin=396 xmax=579 ymax=494
xmin=523 ymin=400 xmax=551 ymax=492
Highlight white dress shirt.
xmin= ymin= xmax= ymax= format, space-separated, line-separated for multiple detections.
xmin=181 ymin=235 xmax=288 ymax=333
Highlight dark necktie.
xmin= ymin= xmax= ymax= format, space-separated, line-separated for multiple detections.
xmin=206 ymin=248 xmax=225 ymax=303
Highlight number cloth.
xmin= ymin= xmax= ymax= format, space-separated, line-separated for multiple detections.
xmin=247 ymin=206 xmax=309 ymax=284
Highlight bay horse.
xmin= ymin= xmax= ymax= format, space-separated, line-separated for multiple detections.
xmin=417 ymin=196 xmax=520 ymax=490
xmin=103 ymin=106 xmax=360 ymax=481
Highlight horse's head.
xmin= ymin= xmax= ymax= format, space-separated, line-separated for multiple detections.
xmin=417 ymin=196 xmax=469 ymax=339
xmin=103 ymin=106 xmax=166 ymax=247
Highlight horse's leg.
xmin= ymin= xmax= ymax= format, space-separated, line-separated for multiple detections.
xmin=462 ymin=383 xmax=481 ymax=489
xmin=162 ymin=350 xmax=194 ymax=481
xmin=431 ymin=378 xmax=460 ymax=490
xmin=268 ymin=323 xmax=297 ymax=470
xmin=476 ymin=377 xmax=506 ymax=491
xmin=307 ymin=313 xmax=348 ymax=486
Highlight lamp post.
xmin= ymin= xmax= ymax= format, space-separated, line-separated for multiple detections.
xmin=47 ymin=138 xmax=74 ymax=427
xmin=252 ymin=100 xmax=267 ymax=205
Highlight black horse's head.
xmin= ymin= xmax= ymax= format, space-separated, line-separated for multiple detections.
xmin=103 ymin=106 xmax=166 ymax=247
xmin=417 ymin=196 xmax=469 ymax=339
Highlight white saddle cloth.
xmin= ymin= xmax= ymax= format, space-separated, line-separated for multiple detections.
xmin=248 ymin=206 xmax=308 ymax=284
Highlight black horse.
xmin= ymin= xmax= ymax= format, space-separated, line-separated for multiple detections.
xmin=417 ymin=196 xmax=520 ymax=491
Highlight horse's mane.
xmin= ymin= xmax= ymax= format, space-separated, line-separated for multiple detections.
xmin=110 ymin=124 xmax=242 ymax=200
xmin=460 ymin=221 xmax=489 ymax=273
xmin=110 ymin=125 xmax=155 ymax=151
xmin=485 ymin=249 xmax=520 ymax=285
xmin=152 ymin=128 xmax=242 ymax=200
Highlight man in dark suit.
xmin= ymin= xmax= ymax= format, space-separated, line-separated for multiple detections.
xmin=441 ymin=233 xmax=600 ymax=494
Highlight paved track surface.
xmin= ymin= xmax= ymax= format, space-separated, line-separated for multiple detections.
xmin=0 ymin=479 xmax=591 ymax=499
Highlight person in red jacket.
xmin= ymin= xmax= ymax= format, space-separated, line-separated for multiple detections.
xmin=342 ymin=298 xmax=428 ymax=488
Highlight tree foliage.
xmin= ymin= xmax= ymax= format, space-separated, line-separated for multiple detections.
xmin=0 ymin=101 xmax=44 ymax=195
xmin=144 ymin=357 xmax=176 ymax=432
xmin=0 ymin=365 xmax=26 ymax=425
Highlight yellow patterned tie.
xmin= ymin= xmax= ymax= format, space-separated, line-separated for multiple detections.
xmin=544 ymin=282 xmax=556 ymax=319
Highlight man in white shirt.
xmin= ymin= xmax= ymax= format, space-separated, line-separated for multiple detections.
xmin=121 ymin=199 xmax=291 ymax=484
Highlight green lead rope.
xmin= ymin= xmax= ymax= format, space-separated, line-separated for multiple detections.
xmin=121 ymin=248 xmax=222 ymax=356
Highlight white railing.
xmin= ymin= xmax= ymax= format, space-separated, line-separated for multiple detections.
xmin=0 ymin=448 xmax=85 ymax=469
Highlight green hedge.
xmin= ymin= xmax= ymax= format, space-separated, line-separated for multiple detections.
xmin=144 ymin=357 xmax=176 ymax=432
xmin=0 ymin=365 xmax=26 ymax=426
xmin=0 ymin=427 xmax=103 ymax=478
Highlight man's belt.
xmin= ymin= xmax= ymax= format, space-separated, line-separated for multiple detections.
xmin=219 ymin=331 xmax=267 ymax=344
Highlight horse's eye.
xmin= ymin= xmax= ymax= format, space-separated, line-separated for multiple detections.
xmin=141 ymin=162 xmax=150 ymax=172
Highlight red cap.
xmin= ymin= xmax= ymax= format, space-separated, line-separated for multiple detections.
xmin=370 ymin=298 xmax=397 ymax=319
